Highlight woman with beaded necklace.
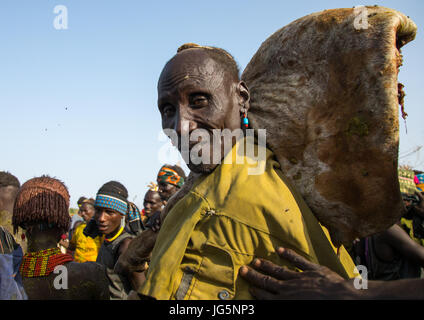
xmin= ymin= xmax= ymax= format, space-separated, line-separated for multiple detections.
xmin=13 ymin=176 xmax=109 ymax=300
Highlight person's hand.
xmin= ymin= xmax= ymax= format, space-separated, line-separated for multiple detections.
xmin=145 ymin=211 xmax=162 ymax=233
xmin=114 ymin=229 xmax=157 ymax=276
xmin=59 ymin=239 xmax=69 ymax=248
xmin=150 ymin=217 xmax=161 ymax=233
xmin=239 ymin=247 xmax=358 ymax=300
xmin=127 ymin=290 xmax=141 ymax=300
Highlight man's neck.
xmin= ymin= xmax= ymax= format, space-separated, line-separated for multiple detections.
xmin=105 ymin=225 xmax=123 ymax=240
xmin=27 ymin=237 xmax=59 ymax=252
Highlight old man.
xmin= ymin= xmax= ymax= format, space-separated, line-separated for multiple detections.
xmin=132 ymin=44 xmax=357 ymax=300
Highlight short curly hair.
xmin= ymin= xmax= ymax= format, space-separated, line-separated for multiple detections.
xmin=0 ymin=171 xmax=20 ymax=188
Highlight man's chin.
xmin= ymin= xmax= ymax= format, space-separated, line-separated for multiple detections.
xmin=187 ymin=162 xmax=219 ymax=175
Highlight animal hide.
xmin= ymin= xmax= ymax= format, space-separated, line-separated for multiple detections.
xmin=242 ymin=6 xmax=417 ymax=246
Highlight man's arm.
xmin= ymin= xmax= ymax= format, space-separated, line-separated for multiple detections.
xmin=117 ymin=237 xmax=149 ymax=291
xmin=239 ymin=247 xmax=424 ymax=299
xmin=114 ymin=229 xmax=158 ymax=276
xmin=380 ymin=224 xmax=424 ymax=267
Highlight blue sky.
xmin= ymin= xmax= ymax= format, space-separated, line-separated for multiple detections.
xmin=1 ymin=1 xmax=423 ymax=209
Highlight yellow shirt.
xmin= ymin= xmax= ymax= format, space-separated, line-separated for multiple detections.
xmin=69 ymin=223 xmax=104 ymax=263
xmin=139 ymin=139 xmax=356 ymax=300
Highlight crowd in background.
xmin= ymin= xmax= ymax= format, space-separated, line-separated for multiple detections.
xmin=0 ymin=164 xmax=423 ymax=300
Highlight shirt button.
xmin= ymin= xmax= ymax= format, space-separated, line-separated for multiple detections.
xmin=218 ymin=290 xmax=230 ymax=300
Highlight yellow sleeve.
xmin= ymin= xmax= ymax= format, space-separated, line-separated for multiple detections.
xmin=69 ymin=223 xmax=83 ymax=247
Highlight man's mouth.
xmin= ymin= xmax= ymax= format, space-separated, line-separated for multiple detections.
xmin=175 ymin=132 xmax=212 ymax=152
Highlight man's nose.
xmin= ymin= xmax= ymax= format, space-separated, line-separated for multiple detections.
xmin=97 ymin=211 xmax=106 ymax=222
xmin=173 ymin=108 xmax=197 ymax=137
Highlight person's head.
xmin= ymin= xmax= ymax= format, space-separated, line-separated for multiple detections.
xmin=12 ymin=176 xmax=70 ymax=242
xmin=0 ymin=171 xmax=20 ymax=214
xmin=158 ymin=44 xmax=250 ymax=174
xmin=143 ymin=190 xmax=163 ymax=218
xmin=156 ymin=164 xmax=186 ymax=202
xmin=94 ymin=181 xmax=128 ymax=236
xmin=77 ymin=196 xmax=87 ymax=216
xmin=79 ymin=198 xmax=95 ymax=222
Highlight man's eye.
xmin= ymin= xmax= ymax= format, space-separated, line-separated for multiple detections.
xmin=190 ymin=94 xmax=209 ymax=108
xmin=161 ymin=105 xmax=175 ymax=117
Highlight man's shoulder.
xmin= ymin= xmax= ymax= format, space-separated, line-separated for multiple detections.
xmin=192 ymin=151 xmax=290 ymax=213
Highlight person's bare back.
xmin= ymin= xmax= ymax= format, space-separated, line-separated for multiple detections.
xmin=23 ymin=260 xmax=109 ymax=300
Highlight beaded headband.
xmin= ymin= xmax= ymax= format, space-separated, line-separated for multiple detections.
xmin=94 ymin=193 xmax=142 ymax=227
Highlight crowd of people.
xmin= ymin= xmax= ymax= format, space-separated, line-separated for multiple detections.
xmin=1 ymin=43 xmax=424 ymax=300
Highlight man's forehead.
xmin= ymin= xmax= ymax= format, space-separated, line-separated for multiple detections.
xmin=145 ymin=190 xmax=160 ymax=198
xmin=0 ymin=185 xmax=18 ymax=197
xmin=159 ymin=50 xmax=225 ymax=87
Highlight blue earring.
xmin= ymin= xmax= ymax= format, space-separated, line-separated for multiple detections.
xmin=241 ymin=107 xmax=249 ymax=128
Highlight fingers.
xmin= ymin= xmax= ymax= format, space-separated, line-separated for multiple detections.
xmin=239 ymin=266 xmax=281 ymax=292
xmin=277 ymin=247 xmax=320 ymax=272
xmin=127 ymin=290 xmax=141 ymax=300
xmin=114 ymin=260 xmax=127 ymax=275
xmin=251 ymin=258 xmax=303 ymax=281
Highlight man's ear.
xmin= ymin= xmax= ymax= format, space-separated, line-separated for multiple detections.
xmin=237 ymin=81 xmax=250 ymax=112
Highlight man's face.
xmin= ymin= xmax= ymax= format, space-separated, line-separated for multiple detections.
xmin=0 ymin=186 xmax=19 ymax=213
xmin=80 ymin=203 xmax=95 ymax=222
xmin=157 ymin=181 xmax=178 ymax=203
xmin=94 ymin=207 xmax=122 ymax=235
xmin=143 ymin=191 xmax=163 ymax=217
xmin=158 ymin=49 xmax=242 ymax=173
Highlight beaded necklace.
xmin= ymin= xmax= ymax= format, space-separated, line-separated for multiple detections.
xmin=20 ymin=247 xmax=73 ymax=278
xmin=104 ymin=226 xmax=124 ymax=243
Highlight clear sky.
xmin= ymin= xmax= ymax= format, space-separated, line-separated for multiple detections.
xmin=1 ymin=0 xmax=423 ymax=209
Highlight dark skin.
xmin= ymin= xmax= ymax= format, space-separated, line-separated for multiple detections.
xmin=0 ymin=185 xmax=26 ymax=253
xmin=143 ymin=190 xmax=163 ymax=233
xmin=158 ymin=48 xmax=250 ymax=174
xmin=239 ymin=247 xmax=424 ymax=299
xmin=355 ymin=224 xmax=424 ymax=269
xmin=409 ymin=192 xmax=424 ymax=218
xmin=65 ymin=203 xmax=96 ymax=251
xmin=21 ymin=225 xmax=109 ymax=300
xmin=95 ymin=207 xmax=146 ymax=292
xmin=115 ymin=50 xmax=249 ymax=283
xmin=157 ymin=181 xmax=179 ymax=205
xmin=143 ymin=190 xmax=163 ymax=218
xmin=0 ymin=185 xmax=19 ymax=214
xmin=80 ymin=203 xmax=96 ymax=222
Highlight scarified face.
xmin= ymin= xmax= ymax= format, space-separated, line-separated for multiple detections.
xmin=158 ymin=49 xmax=249 ymax=174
